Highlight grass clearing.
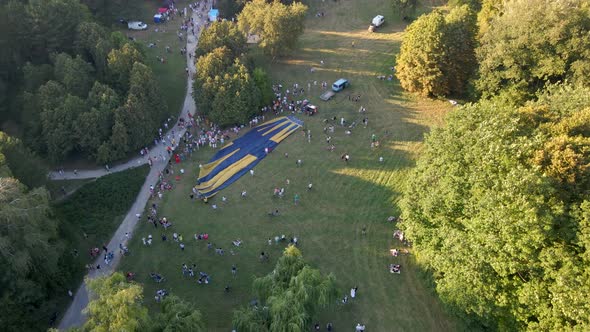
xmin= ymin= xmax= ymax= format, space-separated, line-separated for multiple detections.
xmin=120 ymin=0 xmax=465 ymax=331
xmin=46 ymin=178 xmax=95 ymax=200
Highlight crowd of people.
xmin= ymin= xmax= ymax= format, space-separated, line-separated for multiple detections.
xmin=78 ymin=3 xmax=406 ymax=327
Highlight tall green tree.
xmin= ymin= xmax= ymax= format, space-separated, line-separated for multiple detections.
xmin=196 ymin=21 xmax=247 ymax=58
xmin=107 ymin=43 xmax=144 ymax=94
xmin=52 ymin=53 xmax=95 ymax=98
xmin=209 ymin=59 xmax=260 ymax=126
xmin=0 ymin=1 xmax=30 ymax=81
xmin=395 ymin=11 xmax=448 ymax=97
xmin=153 ymin=295 xmax=205 ymax=332
xmin=476 ymin=0 xmax=590 ymax=104
xmin=0 ymin=173 xmax=61 ymax=330
xmin=124 ymin=62 xmax=167 ymax=149
xmin=40 ymin=91 xmax=86 ymax=161
xmin=0 ymin=133 xmax=47 ymax=189
xmin=233 ymin=246 xmax=337 ymax=332
xmin=391 ymin=0 xmax=418 ymax=19
xmin=395 ymin=7 xmax=477 ymax=97
xmin=238 ymin=0 xmax=308 ymax=57
xmin=252 ymin=67 xmax=273 ymax=106
xmin=400 ymin=84 xmax=590 ymax=330
xmin=443 ymin=5 xmax=478 ymax=96
xmin=84 ymin=272 xmax=149 ymax=332
xmin=476 ymin=0 xmax=503 ymax=37
xmin=193 ymin=46 xmax=234 ymax=117
xmin=26 ymin=0 xmax=91 ymax=62
xmin=22 ymin=62 xmax=54 ymax=93
xmin=75 ymin=21 xmax=113 ymax=79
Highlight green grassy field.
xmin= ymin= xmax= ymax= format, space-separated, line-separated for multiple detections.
xmin=119 ymin=0 xmax=463 ymax=331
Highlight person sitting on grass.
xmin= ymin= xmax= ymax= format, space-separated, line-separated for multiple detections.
xmin=389 ymin=264 xmax=401 ymax=274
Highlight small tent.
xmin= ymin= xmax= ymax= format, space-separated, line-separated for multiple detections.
xmin=208 ymin=9 xmax=219 ymax=22
xmin=158 ymin=7 xmax=169 ymax=14
xmin=154 ymin=14 xmax=163 ymax=23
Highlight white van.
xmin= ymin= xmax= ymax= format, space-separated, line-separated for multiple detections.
xmin=372 ymin=15 xmax=384 ymax=27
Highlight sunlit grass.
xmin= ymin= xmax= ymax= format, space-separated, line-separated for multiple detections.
xmin=119 ymin=0 xmax=465 ymax=331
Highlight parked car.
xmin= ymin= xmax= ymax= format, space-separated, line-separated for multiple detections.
xmin=369 ymin=15 xmax=384 ymax=32
xmin=128 ymin=21 xmax=148 ymax=31
xmin=332 ymin=78 xmax=349 ymax=92
xmin=304 ymin=104 xmax=318 ymax=116
xmin=372 ymin=15 xmax=384 ymax=27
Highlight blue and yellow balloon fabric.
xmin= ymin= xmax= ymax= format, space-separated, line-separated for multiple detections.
xmin=195 ymin=116 xmax=303 ymax=198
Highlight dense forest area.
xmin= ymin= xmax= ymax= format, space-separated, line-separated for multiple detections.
xmin=0 ymin=0 xmax=168 ymax=164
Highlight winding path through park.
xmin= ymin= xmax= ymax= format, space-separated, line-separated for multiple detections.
xmin=58 ymin=6 xmax=207 ymax=330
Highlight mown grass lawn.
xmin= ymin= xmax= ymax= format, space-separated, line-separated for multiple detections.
xmin=119 ymin=0 xmax=464 ymax=331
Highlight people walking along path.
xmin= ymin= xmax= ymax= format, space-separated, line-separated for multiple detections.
xmin=58 ymin=5 xmax=207 ymax=329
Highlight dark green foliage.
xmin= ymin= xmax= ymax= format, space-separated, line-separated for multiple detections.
xmin=118 ymin=62 xmax=168 ymax=152
xmin=400 ymin=84 xmax=590 ymax=330
xmin=75 ymin=21 xmax=113 ymax=79
xmin=0 ymin=173 xmax=61 ymax=331
xmin=55 ymin=165 xmax=149 ymax=250
xmin=22 ymin=63 xmax=54 ymax=93
xmin=252 ymin=67 xmax=273 ymax=106
xmin=391 ymin=0 xmax=418 ymax=19
xmin=0 ymin=132 xmax=47 ymax=189
xmin=395 ymin=7 xmax=477 ymax=97
xmin=26 ymin=0 xmax=91 ymax=63
xmin=232 ymin=246 xmax=337 ymax=331
xmin=52 ymin=53 xmax=95 ymax=98
xmin=476 ymin=0 xmax=590 ymax=104
xmin=41 ymin=93 xmax=87 ymax=161
xmin=217 ymin=0 xmax=243 ymax=18
xmin=198 ymin=59 xmax=260 ymax=127
xmin=193 ymin=24 xmax=262 ymax=127
xmin=0 ymin=0 xmax=166 ymax=164
xmin=107 ymin=43 xmax=145 ymax=94
xmin=196 ymin=21 xmax=247 ymax=58
xmin=153 ymin=295 xmax=205 ymax=332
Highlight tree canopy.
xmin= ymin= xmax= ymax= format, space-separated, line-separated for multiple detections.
xmin=232 ymin=246 xmax=337 ymax=331
xmin=193 ymin=22 xmax=266 ymax=127
xmin=476 ymin=0 xmax=590 ymax=104
xmin=400 ymin=84 xmax=590 ymax=330
xmin=0 ymin=150 xmax=60 ymax=329
xmin=196 ymin=20 xmax=247 ymax=58
xmin=395 ymin=7 xmax=477 ymax=97
xmin=0 ymin=0 xmax=165 ymax=164
xmin=83 ymin=272 xmax=149 ymax=332
xmin=238 ymin=0 xmax=308 ymax=57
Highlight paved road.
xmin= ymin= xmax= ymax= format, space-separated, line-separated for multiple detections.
xmin=58 ymin=6 xmax=206 ymax=330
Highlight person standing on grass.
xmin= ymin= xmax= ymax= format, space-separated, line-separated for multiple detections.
xmin=294 ymin=193 xmax=300 ymax=205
